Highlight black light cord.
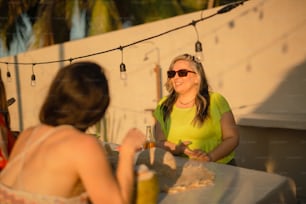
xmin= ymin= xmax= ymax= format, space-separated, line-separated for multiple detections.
xmin=0 ymin=1 xmax=246 ymax=67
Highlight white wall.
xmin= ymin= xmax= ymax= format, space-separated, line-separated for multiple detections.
xmin=1 ymin=0 xmax=306 ymax=139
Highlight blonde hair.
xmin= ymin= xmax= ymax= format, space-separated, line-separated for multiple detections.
xmin=161 ymin=53 xmax=210 ymax=127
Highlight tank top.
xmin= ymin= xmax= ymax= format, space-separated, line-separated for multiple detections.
xmin=0 ymin=125 xmax=89 ymax=204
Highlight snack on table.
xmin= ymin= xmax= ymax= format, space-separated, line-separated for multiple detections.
xmin=136 ymin=147 xmax=215 ymax=194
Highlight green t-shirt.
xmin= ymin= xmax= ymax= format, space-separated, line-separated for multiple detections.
xmin=154 ymin=92 xmax=234 ymax=164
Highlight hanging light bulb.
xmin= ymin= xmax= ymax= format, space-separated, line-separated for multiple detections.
xmin=6 ymin=71 xmax=12 ymax=82
xmin=195 ymin=40 xmax=204 ymax=61
xmin=31 ymin=74 xmax=36 ymax=86
xmin=119 ymin=46 xmax=127 ymax=80
xmin=192 ymin=21 xmax=204 ymax=61
xmin=31 ymin=64 xmax=36 ymax=87
xmin=120 ymin=62 xmax=127 ymax=80
xmin=6 ymin=63 xmax=12 ymax=82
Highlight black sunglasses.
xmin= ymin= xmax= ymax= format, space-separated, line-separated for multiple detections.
xmin=167 ymin=69 xmax=196 ymax=78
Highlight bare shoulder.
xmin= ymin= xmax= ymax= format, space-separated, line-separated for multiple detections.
xmin=10 ymin=126 xmax=36 ymax=155
xmin=61 ymin=128 xmax=102 ymax=151
xmin=59 ymin=129 xmax=110 ymax=174
xmin=45 ymin=127 xmax=106 ymax=174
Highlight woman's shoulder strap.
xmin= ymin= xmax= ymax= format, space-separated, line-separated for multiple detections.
xmin=0 ymin=125 xmax=73 ymax=175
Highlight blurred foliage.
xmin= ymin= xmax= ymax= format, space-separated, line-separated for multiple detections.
xmin=0 ymin=0 xmax=241 ymax=57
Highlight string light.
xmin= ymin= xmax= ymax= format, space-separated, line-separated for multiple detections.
xmin=0 ymin=1 xmax=247 ymax=82
xmin=6 ymin=62 xmax=11 ymax=82
xmin=31 ymin=63 xmax=36 ymax=87
xmin=119 ymin=46 xmax=127 ymax=80
xmin=192 ymin=20 xmax=204 ymax=61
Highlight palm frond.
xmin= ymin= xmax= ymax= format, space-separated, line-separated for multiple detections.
xmin=88 ymin=0 xmax=122 ymax=36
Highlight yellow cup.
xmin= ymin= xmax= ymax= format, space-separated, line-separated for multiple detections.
xmin=135 ymin=164 xmax=159 ymax=204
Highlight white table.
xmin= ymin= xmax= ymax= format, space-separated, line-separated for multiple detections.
xmin=158 ymin=158 xmax=296 ymax=204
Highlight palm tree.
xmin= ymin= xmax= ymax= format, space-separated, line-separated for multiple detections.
xmin=0 ymin=0 xmax=122 ymax=57
xmin=0 ymin=0 xmax=239 ymax=57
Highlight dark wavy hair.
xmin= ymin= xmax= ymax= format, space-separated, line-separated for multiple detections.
xmin=161 ymin=53 xmax=210 ymax=127
xmin=39 ymin=61 xmax=110 ymax=132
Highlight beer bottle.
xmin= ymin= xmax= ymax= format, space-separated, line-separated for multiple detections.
xmin=145 ymin=125 xmax=155 ymax=149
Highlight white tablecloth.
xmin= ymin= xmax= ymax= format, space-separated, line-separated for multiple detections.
xmin=158 ymin=159 xmax=296 ymax=204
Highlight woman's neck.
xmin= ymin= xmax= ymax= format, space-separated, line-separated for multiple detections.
xmin=178 ymin=98 xmax=195 ymax=105
xmin=176 ymin=93 xmax=196 ymax=107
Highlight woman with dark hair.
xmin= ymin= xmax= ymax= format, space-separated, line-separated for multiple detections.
xmin=154 ymin=54 xmax=239 ymax=165
xmin=0 ymin=70 xmax=16 ymax=170
xmin=0 ymin=62 xmax=146 ymax=204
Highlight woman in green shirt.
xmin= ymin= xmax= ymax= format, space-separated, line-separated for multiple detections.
xmin=154 ymin=54 xmax=239 ymax=165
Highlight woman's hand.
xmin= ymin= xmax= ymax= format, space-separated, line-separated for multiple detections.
xmin=171 ymin=140 xmax=190 ymax=155
xmin=184 ymin=148 xmax=211 ymax=162
xmin=121 ymin=128 xmax=146 ymax=153
xmin=177 ymin=141 xmax=211 ymax=162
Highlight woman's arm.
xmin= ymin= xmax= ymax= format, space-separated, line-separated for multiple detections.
xmin=154 ymin=122 xmax=191 ymax=155
xmin=207 ymin=111 xmax=240 ymax=162
xmin=75 ymin=129 xmax=145 ymax=204
xmin=116 ymin=128 xmax=145 ymax=203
